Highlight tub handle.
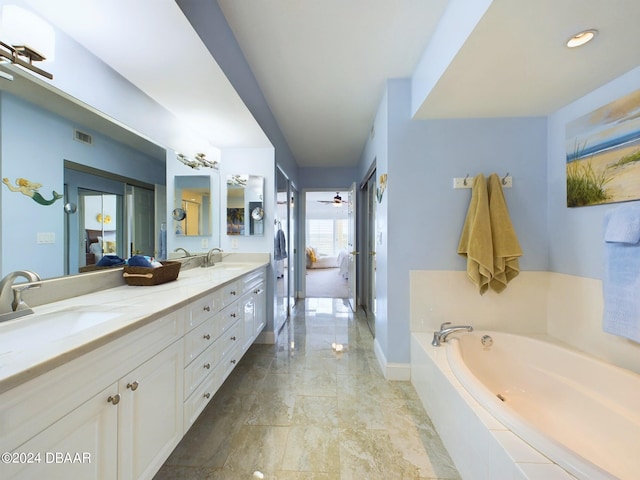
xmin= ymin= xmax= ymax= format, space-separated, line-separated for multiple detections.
xmin=439 ymin=322 xmax=452 ymax=330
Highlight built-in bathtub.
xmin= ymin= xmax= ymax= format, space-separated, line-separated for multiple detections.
xmin=411 ymin=331 xmax=640 ymax=480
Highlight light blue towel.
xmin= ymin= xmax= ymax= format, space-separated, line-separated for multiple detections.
xmin=604 ymin=201 xmax=640 ymax=243
xmin=603 ymin=203 xmax=640 ymax=343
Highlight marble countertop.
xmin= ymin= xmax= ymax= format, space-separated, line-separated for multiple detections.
xmin=0 ymin=257 xmax=269 ymax=394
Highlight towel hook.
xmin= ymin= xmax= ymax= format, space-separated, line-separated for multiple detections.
xmin=502 ymin=172 xmax=510 ymax=185
xmin=463 ymin=173 xmax=470 ymax=186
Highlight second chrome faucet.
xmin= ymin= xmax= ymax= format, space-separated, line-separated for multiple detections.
xmin=431 ymin=322 xmax=473 ymax=346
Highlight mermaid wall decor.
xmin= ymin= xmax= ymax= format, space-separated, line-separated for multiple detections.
xmin=2 ymin=177 xmax=63 ymax=206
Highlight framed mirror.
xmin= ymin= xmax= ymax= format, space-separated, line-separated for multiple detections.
xmin=174 ymin=176 xmax=211 ymax=236
xmin=226 ymin=174 xmax=264 ymax=236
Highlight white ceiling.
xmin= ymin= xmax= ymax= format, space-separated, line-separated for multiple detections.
xmin=17 ymin=0 xmax=640 ymax=169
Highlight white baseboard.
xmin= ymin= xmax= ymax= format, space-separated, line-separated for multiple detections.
xmin=373 ymin=337 xmax=411 ymax=381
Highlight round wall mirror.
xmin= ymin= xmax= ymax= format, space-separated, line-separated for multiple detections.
xmin=172 ymin=207 xmax=186 ymax=221
xmin=251 ymin=206 xmax=264 ymax=220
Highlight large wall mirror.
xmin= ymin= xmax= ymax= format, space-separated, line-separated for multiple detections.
xmin=173 ymin=176 xmax=211 ymax=236
xmin=226 ymin=174 xmax=264 ymax=236
xmin=1 ymin=63 xmax=166 ymax=279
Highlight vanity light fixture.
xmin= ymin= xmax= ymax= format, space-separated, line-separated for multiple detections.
xmin=566 ymin=29 xmax=598 ymax=48
xmin=176 ymin=152 xmax=219 ymax=170
xmin=194 ymin=152 xmax=219 ymax=169
xmin=0 ymin=6 xmax=55 ymax=80
xmin=0 ymin=41 xmax=52 ymax=79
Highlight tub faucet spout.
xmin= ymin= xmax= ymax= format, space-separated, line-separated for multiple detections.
xmin=432 ymin=322 xmax=473 ymax=346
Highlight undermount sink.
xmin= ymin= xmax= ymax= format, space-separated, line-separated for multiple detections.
xmin=0 ymin=305 xmax=125 ymax=352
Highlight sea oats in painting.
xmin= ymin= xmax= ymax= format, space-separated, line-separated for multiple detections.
xmin=566 ymin=89 xmax=640 ymax=207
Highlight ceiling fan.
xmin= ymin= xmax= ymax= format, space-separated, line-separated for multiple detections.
xmin=317 ymin=192 xmax=344 ymax=206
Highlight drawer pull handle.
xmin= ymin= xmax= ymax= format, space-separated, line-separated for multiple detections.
xmin=107 ymin=394 xmax=120 ymax=405
xmin=126 ymin=381 xmax=139 ymax=391
xmin=204 ymin=363 xmax=211 ymax=369
xmin=203 ymin=334 xmax=211 ymax=340
xmin=230 ymin=336 xmax=237 ymax=341
xmin=204 ymin=392 xmax=211 ymax=399
xmin=203 ymin=305 xmax=211 ymax=312
xmin=230 ymin=359 xmax=237 ymax=364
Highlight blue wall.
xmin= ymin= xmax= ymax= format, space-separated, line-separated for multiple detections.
xmin=361 ymin=79 xmax=549 ymax=365
xmin=298 ymin=167 xmax=360 ymax=190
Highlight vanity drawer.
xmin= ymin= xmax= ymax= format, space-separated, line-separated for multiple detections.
xmin=219 ymin=342 xmax=243 ymax=388
xmin=219 ymin=280 xmax=240 ymax=307
xmin=215 ymin=302 xmax=241 ymax=338
xmin=183 ymin=365 xmax=222 ymax=431
xmin=219 ymin=320 xmax=242 ymax=363
xmin=183 ymin=342 xmax=220 ymax=401
xmin=183 ymin=317 xmax=216 ymax=365
xmin=241 ymin=269 xmax=265 ymax=294
xmin=187 ymin=291 xmax=221 ymax=331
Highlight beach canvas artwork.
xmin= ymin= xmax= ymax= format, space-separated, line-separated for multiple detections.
xmin=566 ymin=89 xmax=640 ymax=207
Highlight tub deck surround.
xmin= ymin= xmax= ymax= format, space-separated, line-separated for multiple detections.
xmin=411 ymin=332 xmax=578 ymax=480
xmin=0 ymin=254 xmax=269 ymax=394
xmin=448 ymin=331 xmax=639 ymax=480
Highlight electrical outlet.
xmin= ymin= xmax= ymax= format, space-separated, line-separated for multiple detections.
xmin=201 ymin=238 xmax=208 ymax=249
xmin=231 ymin=238 xmax=239 ymax=249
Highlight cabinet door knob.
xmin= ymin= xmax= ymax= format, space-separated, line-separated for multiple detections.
xmin=204 ymin=392 xmax=211 ymax=399
xmin=230 ymin=359 xmax=237 ymax=364
xmin=203 ymin=305 xmax=211 ymax=312
xmin=230 ymin=290 xmax=236 ymax=296
xmin=230 ymin=336 xmax=237 ymax=341
xmin=107 ymin=394 xmax=120 ymax=405
xmin=126 ymin=381 xmax=139 ymax=391
xmin=203 ymin=334 xmax=211 ymax=340
xmin=231 ymin=313 xmax=236 ymax=318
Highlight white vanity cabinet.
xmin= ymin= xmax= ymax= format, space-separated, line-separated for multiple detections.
xmin=116 ymin=339 xmax=184 ymax=480
xmin=182 ymin=267 xmax=266 ymax=431
xmin=240 ymin=268 xmax=267 ymax=353
xmin=182 ymin=280 xmax=245 ymax=430
xmin=0 ymin=308 xmax=185 ymax=480
xmin=0 ymin=263 xmax=269 ymax=480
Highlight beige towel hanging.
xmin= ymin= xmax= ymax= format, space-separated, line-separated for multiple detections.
xmin=487 ymin=173 xmax=522 ymax=292
xmin=457 ymin=174 xmax=493 ymax=294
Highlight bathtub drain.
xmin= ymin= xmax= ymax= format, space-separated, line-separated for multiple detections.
xmin=496 ymin=393 xmax=506 ymax=402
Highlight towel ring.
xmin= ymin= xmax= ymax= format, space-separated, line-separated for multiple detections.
xmin=502 ymin=172 xmax=510 ymax=185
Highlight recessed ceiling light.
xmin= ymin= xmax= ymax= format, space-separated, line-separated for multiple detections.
xmin=566 ymin=29 xmax=598 ymax=48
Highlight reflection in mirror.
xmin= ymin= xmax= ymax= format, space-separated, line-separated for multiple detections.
xmin=174 ymin=176 xmax=211 ymax=236
xmin=226 ymin=174 xmax=264 ymax=236
xmin=65 ymin=163 xmax=156 ymax=274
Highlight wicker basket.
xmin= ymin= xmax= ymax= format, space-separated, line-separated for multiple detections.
xmin=123 ymin=261 xmax=181 ymax=286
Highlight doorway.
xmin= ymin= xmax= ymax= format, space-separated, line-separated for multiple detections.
xmin=304 ymin=190 xmax=350 ymax=298
xmin=361 ymin=169 xmax=377 ymax=336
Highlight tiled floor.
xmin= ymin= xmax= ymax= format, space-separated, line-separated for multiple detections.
xmin=155 ymin=298 xmax=460 ymax=479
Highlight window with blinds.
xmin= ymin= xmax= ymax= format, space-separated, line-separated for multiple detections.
xmin=307 ymin=219 xmax=348 ymax=256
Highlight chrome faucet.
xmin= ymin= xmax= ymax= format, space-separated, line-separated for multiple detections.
xmin=205 ymin=248 xmax=223 ymax=267
xmin=173 ymin=247 xmax=191 ymax=257
xmin=0 ymin=270 xmax=42 ymax=322
xmin=431 ymin=322 xmax=473 ymax=346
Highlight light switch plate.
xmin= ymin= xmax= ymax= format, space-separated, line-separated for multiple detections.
xmin=37 ymin=232 xmax=55 ymax=244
